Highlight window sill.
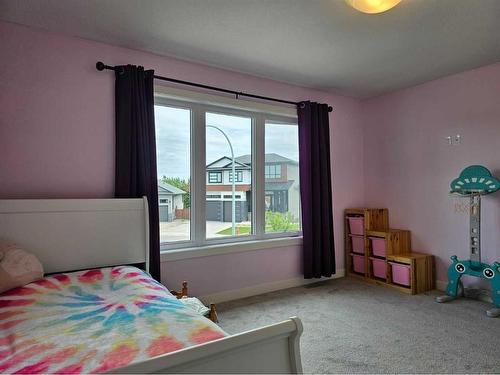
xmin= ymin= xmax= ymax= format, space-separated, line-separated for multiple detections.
xmin=160 ymin=236 xmax=303 ymax=262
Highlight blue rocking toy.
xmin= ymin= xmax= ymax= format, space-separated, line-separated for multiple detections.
xmin=436 ymin=165 xmax=500 ymax=317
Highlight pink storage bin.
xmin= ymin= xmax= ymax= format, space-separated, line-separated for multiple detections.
xmin=389 ymin=261 xmax=411 ymax=286
xmin=369 ymin=237 xmax=386 ymax=257
xmin=351 ymin=253 xmax=365 ymax=274
xmin=370 ymin=257 xmax=386 ymax=279
xmin=347 ymin=216 xmax=364 ymax=235
xmin=349 ymin=235 xmax=365 ymax=254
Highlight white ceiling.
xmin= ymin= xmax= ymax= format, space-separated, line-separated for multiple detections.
xmin=2 ymin=0 xmax=500 ymax=98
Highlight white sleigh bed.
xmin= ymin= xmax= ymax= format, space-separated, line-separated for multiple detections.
xmin=0 ymin=197 xmax=303 ymax=374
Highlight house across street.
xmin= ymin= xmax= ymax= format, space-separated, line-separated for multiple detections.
xmin=158 ymin=182 xmax=186 ymax=222
xmin=158 ymin=152 xmax=300 ymax=241
xmin=205 ymin=153 xmax=300 ymax=223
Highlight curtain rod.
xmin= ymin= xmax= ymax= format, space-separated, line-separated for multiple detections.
xmin=96 ymin=61 xmax=333 ymax=112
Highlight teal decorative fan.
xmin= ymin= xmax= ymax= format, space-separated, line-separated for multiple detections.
xmin=450 ymin=165 xmax=500 ymax=195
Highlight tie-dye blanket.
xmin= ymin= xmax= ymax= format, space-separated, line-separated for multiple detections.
xmin=0 ymin=266 xmax=226 ymax=374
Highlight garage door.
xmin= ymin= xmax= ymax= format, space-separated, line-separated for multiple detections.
xmin=207 ymin=201 xmax=248 ymax=222
xmin=223 ymin=201 xmax=247 ymax=222
xmin=159 ymin=205 xmax=170 ymax=222
xmin=206 ymin=201 xmax=222 ymax=221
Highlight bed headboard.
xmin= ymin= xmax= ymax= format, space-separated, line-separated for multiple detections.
xmin=0 ymin=198 xmax=149 ymax=274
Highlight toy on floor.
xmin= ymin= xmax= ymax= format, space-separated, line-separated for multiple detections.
xmin=436 ymin=165 xmax=500 ymax=317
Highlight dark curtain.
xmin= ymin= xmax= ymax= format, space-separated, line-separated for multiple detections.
xmin=298 ymin=101 xmax=335 ymax=278
xmin=114 ymin=65 xmax=160 ymax=281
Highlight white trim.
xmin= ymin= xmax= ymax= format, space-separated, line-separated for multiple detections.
xmin=155 ymin=85 xmax=297 ymax=118
xmin=192 ymin=103 xmax=206 ymax=247
xmin=161 ymin=236 xmax=302 ymax=261
xmin=200 ymin=269 xmax=345 ymax=304
xmin=160 ymin=230 xmax=302 ymax=252
xmin=254 ymin=113 xmax=266 ymax=238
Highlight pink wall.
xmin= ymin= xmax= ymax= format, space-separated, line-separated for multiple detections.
xmin=0 ymin=21 xmax=364 ymax=295
xmin=164 ymin=246 xmax=302 ymax=296
xmin=362 ymin=63 xmax=500 ymax=286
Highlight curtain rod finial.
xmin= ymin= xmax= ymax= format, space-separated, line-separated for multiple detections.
xmin=96 ymin=61 xmax=105 ymax=71
xmin=298 ymin=102 xmax=333 ymax=112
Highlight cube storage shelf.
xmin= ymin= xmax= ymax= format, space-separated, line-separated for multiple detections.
xmin=345 ymin=208 xmax=435 ymax=295
xmin=345 ymin=208 xmax=388 ymax=279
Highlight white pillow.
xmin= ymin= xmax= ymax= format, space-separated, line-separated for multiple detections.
xmin=0 ymin=244 xmax=44 ymax=294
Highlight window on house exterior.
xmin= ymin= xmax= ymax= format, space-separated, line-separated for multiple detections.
xmin=208 ymin=171 xmax=222 ymax=183
xmin=228 ymin=171 xmax=243 ymax=182
xmin=265 ymin=121 xmax=301 ymax=234
xmin=265 ymin=164 xmax=282 ymax=179
xmin=154 ymin=95 xmax=301 ymax=251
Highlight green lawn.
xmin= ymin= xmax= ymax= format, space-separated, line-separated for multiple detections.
xmin=216 ymin=223 xmax=300 ymax=235
xmin=216 ymin=225 xmax=251 ymax=235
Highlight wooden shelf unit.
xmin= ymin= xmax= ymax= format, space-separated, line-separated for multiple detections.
xmin=366 ymin=229 xmax=411 ymax=256
xmin=344 ymin=208 xmax=388 ymax=277
xmin=345 ymin=208 xmax=435 ymax=295
xmin=387 ymin=253 xmax=435 ymax=294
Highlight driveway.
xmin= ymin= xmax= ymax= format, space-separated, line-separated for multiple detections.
xmin=160 ymin=220 xmax=250 ymax=242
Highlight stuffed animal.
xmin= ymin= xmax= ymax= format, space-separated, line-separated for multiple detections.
xmin=0 ymin=243 xmax=44 ymax=293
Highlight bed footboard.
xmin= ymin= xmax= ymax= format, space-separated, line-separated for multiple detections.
xmin=108 ymin=317 xmax=303 ymax=374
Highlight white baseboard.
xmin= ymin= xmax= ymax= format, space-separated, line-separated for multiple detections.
xmin=200 ymin=269 xmax=345 ymax=304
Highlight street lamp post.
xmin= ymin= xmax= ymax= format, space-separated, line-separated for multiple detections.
xmin=207 ymin=125 xmax=236 ymax=236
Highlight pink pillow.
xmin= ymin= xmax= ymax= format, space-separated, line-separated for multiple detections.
xmin=0 ymin=244 xmax=44 ymax=294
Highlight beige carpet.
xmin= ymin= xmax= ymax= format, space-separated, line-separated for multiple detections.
xmin=216 ymin=278 xmax=500 ymax=374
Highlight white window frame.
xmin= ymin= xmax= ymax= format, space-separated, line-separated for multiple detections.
xmin=155 ymin=95 xmax=301 ymax=252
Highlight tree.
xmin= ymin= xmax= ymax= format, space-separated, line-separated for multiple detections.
xmin=161 ymin=176 xmax=191 ymax=208
xmin=265 ymin=211 xmax=296 ymax=232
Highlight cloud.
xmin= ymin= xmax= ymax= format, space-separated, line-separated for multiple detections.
xmin=265 ymin=122 xmax=299 ymax=161
xmin=155 ymin=106 xmax=190 ymax=179
xmin=155 ymin=106 xmax=299 ymax=180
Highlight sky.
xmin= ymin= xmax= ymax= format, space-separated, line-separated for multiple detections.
xmin=154 ymin=105 xmax=299 ymax=180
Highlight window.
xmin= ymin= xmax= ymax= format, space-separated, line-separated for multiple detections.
xmin=154 ymin=105 xmax=191 ymax=243
xmin=265 ymin=122 xmax=301 ymax=233
xmin=229 ymin=171 xmax=243 ymax=182
xmin=155 ymin=95 xmax=300 ymax=250
xmin=208 ymin=171 xmax=222 ymax=183
xmin=265 ymin=164 xmax=282 ymax=179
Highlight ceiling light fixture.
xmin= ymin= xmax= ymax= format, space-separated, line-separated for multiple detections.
xmin=345 ymin=0 xmax=402 ymax=14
